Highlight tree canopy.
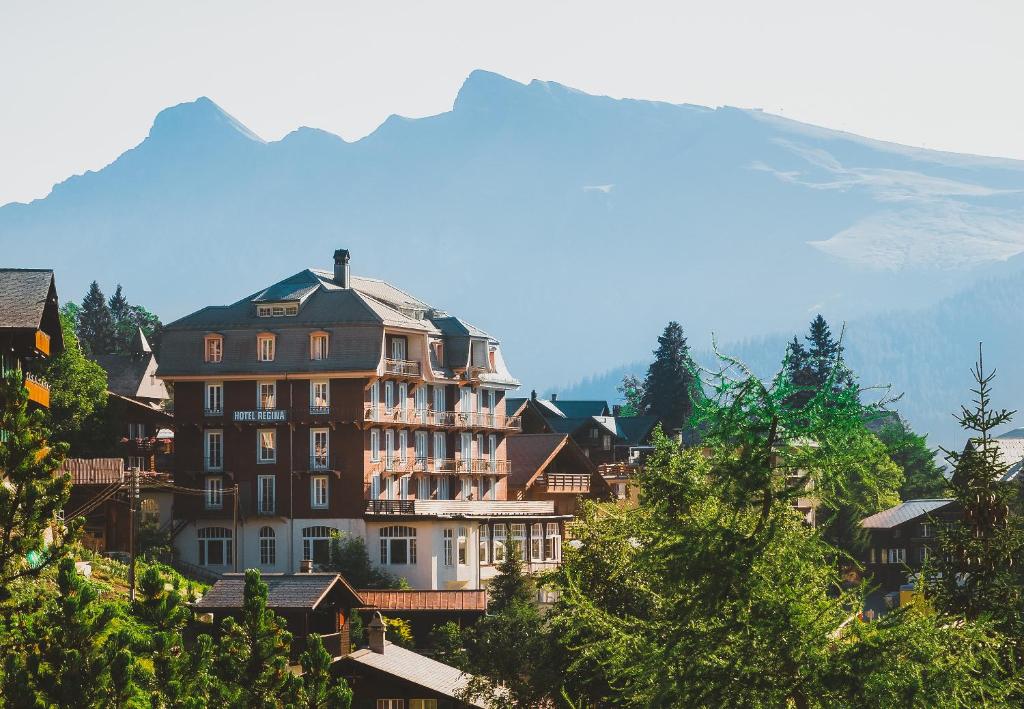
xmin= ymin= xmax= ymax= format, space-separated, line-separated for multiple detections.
xmin=636 ymin=321 xmax=700 ymax=431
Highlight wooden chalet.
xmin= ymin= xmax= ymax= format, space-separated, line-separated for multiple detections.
xmin=357 ymin=589 xmax=487 ymax=644
xmin=0 ymin=269 xmax=63 ymax=409
xmin=506 ymin=433 xmax=611 ymax=515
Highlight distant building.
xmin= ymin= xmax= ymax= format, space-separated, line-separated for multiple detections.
xmin=506 ymin=433 xmax=611 ymax=516
xmin=356 ymin=589 xmax=487 ymax=645
xmin=0 ymin=268 xmax=63 ymax=409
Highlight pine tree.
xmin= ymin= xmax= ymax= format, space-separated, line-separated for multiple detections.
xmin=297 ymin=634 xmax=353 ymax=709
xmin=783 ymin=315 xmax=856 ymax=411
xmin=487 ymin=545 xmax=535 ymax=613
xmin=0 ymin=370 xmax=74 ymax=601
xmin=639 ymin=321 xmax=700 ymax=432
xmin=77 ymin=281 xmax=116 ymax=356
xmin=108 ymin=284 xmax=131 ymax=353
xmin=214 ymin=568 xmax=300 ymax=706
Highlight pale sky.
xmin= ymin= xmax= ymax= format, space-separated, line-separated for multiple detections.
xmin=2 ymin=0 xmax=1022 ymax=206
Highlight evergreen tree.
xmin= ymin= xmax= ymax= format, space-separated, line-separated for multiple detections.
xmin=296 ymin=634 xmax=353 ymax=709
xmin=487 ymin=545 xmax=534 ymax=613
xmin=616 ymin=374 xmax=646 ymax=417
xmin=784 ymin=315 xmax=856 ymax=410
xmin=108 ymin=284 xmax=131 ymax=353
xmin=876 ymin=418 xmax=949 ymax=500
xmin=326 ymin=533 xmax=400 ymax=588
xmin=0 ymin=371 xmax=74 ymax=601
xmin=214 ymin=568 xmax=300 ymax=707
xmin=428 ymin=621 xmax=470 ymax=670
xmin=638 ymin=321 xmax=700 ymax=432
xmin=77 ymin=281 xmax=116 ymax=356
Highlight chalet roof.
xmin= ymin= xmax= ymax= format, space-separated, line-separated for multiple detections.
xmin=195 ymin=573 xmax=364 ymax=610
xmin=506 ymin=433 xmax=598 ymax=490
xmin=94 ymin=352 xmax=168 ymax=401
xmin=0 ymin=269 xmax=55 ymax=330
xmin=616 ymin=416 xmax=660 ymax=446
xmin=62 ymin=458 xmax=124 ymax=485
xmin=344 ymin=642 xmax=489 ymax=708
xmin=961 ymin=435 xmax=1024 ymax=482
xmin=860 ymin=499 xmax=957 ymax=529
xmin=505 ymin=397 xmax=528 ymax=417
xmin=547 ymin=400 xmax=611 ymax=418
xmin=358 ymin=590 xmax=487 ymax=612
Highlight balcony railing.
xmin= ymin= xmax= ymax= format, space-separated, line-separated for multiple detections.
xmin=24 ymin=372 xmax=50 ymax=408
xmin=370 ymin=457 xmax=511 ymax=475
xmin=366 ymin=499 xmax=416 ymax=515
xmin=309 ymin=454 xmax=331 ymax=471
xmin=203 ymin=456 xmax=224 ymax=472
xmin=256 ymin=499 xmax=276 ymax=515
xmin=383 ymin=359 xmax=421 ymax=377
xmin=363 ymin=407 xmax=521 ymax=431
xmin=542 ymin=473 xmax=591 ymax=493
xmin=309 ymin=404 xmax=331 ymax=416
xmin=204 ymin=407 xmax=223 ymax=417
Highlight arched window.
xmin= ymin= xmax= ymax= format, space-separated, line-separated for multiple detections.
xmin=259 ymin=526 xmax=276 ymax=566
xmin=301 ymin=525 xmax=335 ymax=566
xmin=378 ymin=526 xmax=417 ymax=565
xmin=197 ymin=527 xmax=232 ymax=566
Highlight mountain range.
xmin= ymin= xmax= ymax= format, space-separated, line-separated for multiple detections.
xmin=5 ymin=70 xmax=1024 ymax=446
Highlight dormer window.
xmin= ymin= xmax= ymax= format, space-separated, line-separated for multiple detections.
xmin=204 ymin=335 xmax=223 ymax=363
xmin=310 ymin=331 xmax=329 ymax=360
xmin=257 ymin=303 xmax=298 ymax=317
xmin=257 ymin=333 xmax=276 ymax=362
xmin=431 ymin=341 xmax=444 ymax=367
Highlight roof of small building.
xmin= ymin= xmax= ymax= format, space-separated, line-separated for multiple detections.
xmin=344 ymin=642 xmax=489 ymax=708
xmin=860 ymin=499 xmax=957 ymax=529
xmin=195 ymin=573 xmax=364 ymax=610
xmin=548 ymin=400 xmax=611 ymax=418
xmin=0 ymin=269 xmax=55 ymax=330
xmin=506 ymin=433 xmax=597 ymax=489
xmin=961 ymin=434 xmax=1024 ymax=482
xmin=616 ymin=416 xmax=660 ymax=446
xmin=94 ymin=349 xmax=169 ymax=401
xmin=62 ymin=458 xmax=125 ymax=485
xmin=358 ymin=590 xmax=487 ymax=612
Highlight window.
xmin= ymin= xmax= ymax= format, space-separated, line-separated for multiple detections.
xmin=258 ymin=381 xmax=276 ymax=410
xmin=385 ymin=430 xmax=395 ymax=471
xmin=257 ymin=303 xmax=297 ymax=317
xmin=398 ymin=382 xmax=408 ymax=413
xmin=205 ymin=430 xmax=223 ymax=471
xmin=311 ymin=428 xmax=329 ymax=469
xmin=919 ymin=546 xmax=930 ymax=563
xmin=385 ymin=381 xmax=395 ymax=410
xmin=302 ymin=526 xmax=335 ymax=565
xmin=410 ymin=700 xmax=437 ymax=709
xmin=870 ymin=547 xmax=877 ymax=564
xmin=488 ymin=434 xmax=497 ymax=465
xmin=603 ymin=434 xmax=612 ymax=451
xmin=887 ymin=548 xmax=906 ymax=564
xmin=205 ymin=476 xmax=223 ymax=509
xmin=127 ymin=456 xmax=147 ymax=471
xmin=417 ymin=475 xmax=429 ymax=500
xmin=128 ymin=422 xmax=146 ymax=439
xmin=311 ymin=475 xmax=329 ymax=508
xmin=310 ymin=381 xmax=329 ymax=413
xmin=258 ymin=429 xmax=276 ymax=463
xmin=310 ymin=332 xmax=329 ymax=360
xmin=414 ymin=386 xmax=428 ymax=415
xmin=461 ymin=476 xmax=472 ymax=500
xmin=920 ymin=523 xmax=933 ymax=538
xmin=460 ymin=387 xmax=472 ymax=412
xmin=431 ymin=341 xmax=444 ymax=367
xmin=400 ymin=475 xmax=410 ymax=500
xmin=479 ymin=476 xmax=491 ymax=501
xmin=487 ymin=388 xmax=496 ymax=412
xmin=258 ymin=475 xmax=275 ymax=514
xmin=371 ymin=474 xmax=382 ymax=499
xmin=479 ymin=524 xmax=490 ymax=565
xmin=531 ymin=523 xmax=543 ymax=562
xmin=545 ymin=522 xmax=561 ymax=561
xmin=204 ymin=335 xmax=223 ymax=363
xmin=590 ymin=428 xmax=600 ymax=440
xmin=390 ymin=337 xmax=407 ymax=361
xmin=370 ymin=429 xmax=380 ymax=462
xmin=259 ymin=526 xmax=276 ymax=565
xmin=205 ymin=382 xmax=223 ymax=414
xmin=369 ymin=381 xmax=380 ymax=416
xmin=197 ymin=526 xmax=232 ymax=566
xmin=438 ymin=476 xmax=451 ymax=500
xmin=414 ymin=431 xmax=428 ymax=467
xmin=433 ymin=385 xmax=445 ymax=413
xmin=379 ymin=526 xmax=417 ymax=565
xmin=511 ymin=523 xmax=527 ymax=561
xmin=460 ymin=432 xmax=472 ymax=467
xmin=493 ymin=524 xmax=507 ymax=563
xmin=377 ymin=701 xmax=405 ymax=709
xmin=140 ymin=497 xmax=159 ymax=525
xmin=443 ymin=528 xmax=454 ymax=567
xmin=398 ymin=430 xmax=408 ymax=464
xmin=257 ymin=334 xmax=276 ymax=362
xmin=457 ymin=526 xmax=468 ymax=565
xmin=433 ymin=432 xmax=446 ymax=462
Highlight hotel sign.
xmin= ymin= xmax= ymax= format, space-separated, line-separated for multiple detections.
xmin=233 ymin=409 xmax=288 ymax=423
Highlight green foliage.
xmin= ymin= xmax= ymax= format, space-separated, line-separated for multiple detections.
xmin=638 ymin=321 xmax=701 ymax=431
xmin=0 ymin=370 xmax=75 ymax=601
xmin=42 ymin=309 xmax=112 ymax=457
xmin=784 ymin=314 xmax=857 ymax=411
xmin=109 ymin=284 xmax=164 ymax=357
xmin=348 ymin=609 xmax=364 ymax=650
xmin=382 ymin=615 xmax=415 ymax=649
xmin=213 ymin=568 xmax=299 ymax=707
xmin=616 ymin=374 xmax=645 ymax=417
xmin=428 ymin=621 xmax=470 ymax=671
xmin=325 ymin=532 xmax=402 ymax=588
xmin=78 ymin=281 xmax=117 ymax=357
xmin=297 ymin=634 xmax=353 ymax=709
xmin=876 ymin=418 xmax=949 ymax=500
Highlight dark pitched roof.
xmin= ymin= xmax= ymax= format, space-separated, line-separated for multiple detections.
xmin=547 ymin=400 xmax=610 ymax=418
xmin=505 ymin=398 xmax=528 ymax=416
xmin=0 ymin=269 xmax=55 ymax=329
xmin=616 ymin=416 xmax=660 ymax=446
xmin=507 ymin=433 xmax=568 ymax=488
xmin=358 ymin=590 xmax=487 ymax=612
xmin=195 ymin=573 xmax=364 ymax=610
xmin=94 ymin=352 xmax=168 ymax=400
xmin=546 ymin=417 xmax=591 ymax=435
xmin=860 ymin=499 xmax=957 ymax=529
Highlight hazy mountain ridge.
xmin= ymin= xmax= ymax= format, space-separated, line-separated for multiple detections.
xmin=5 ymin=69 xmax=1024 ymax=439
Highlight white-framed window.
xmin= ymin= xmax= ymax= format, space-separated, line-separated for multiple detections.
xmin=369 ymin=381 xmax=380 ymax=415
xmin=302 ymin=525 xmax=334 ymax=565
xmin=258 ymin=475 xmax=275 ymax=514
xmin=310 ymin=332 xmax=329 ymax=360
xmin=433 ymin=432 xmax=446 ymax=462
xmin=257 ymin=334 xmax=276 ymax=362
xmin=205 ymin=429 xmax=223 ymax=471
xmin=400 ymin=475 xmax=410 ymax=500
xmin=476 ymin=434 xmax=484 ymax=465
xmin=311 ymin=428 xmax=329 ymax=469
xmin=417 ymin=475 xmax=429 ymax=500
xmin=385 ymin=381 xmax=395 ymax=410
xmin=488 ymin=434 xmax=497 ymax=465
xmin=489 ymin=476 xmax=497 ymax=500
xmin=590 ymin=428 xmax=600 ymax=440
xmin=487 ymin=388 xmax=496 ymax=412
xmin=399 ymin=430 xmax=408 ymax=463
xmin=433 ymin=385 xmax=445 ymax=412
xmin=258 ymin=429 xmax=276 ymax=463
xmin=415 ymin=386 xmax=428 ymax=414
xmin=259 ymin=526 xmax=276 ymax=565
xmin=460 ymin=432 xmax=472 ymax=467
xmin=511 ymin=523 xmax=527 ymax=561
xmin=204 ymin=335 xmax=223 ymax=363
xmin=493 ymin=524 xmax=507 ymax=563
xmin=197 ymin=526 xmax=231 ymax=566
xmin=128 ymin=422 xmax=146 ymax=439
xmin=410 ymin=700 xmax=437 ymax=709
xmin=460 ymin=476 xmax=472 ymax=500
xmin=460 ymin=387 xmax=472 ymax=412
xmin=371 ymin=474 xmax=382 ymax=500
xmin=531 ymin=522 xmax=543 ymax=562
xmin=887 ymin=548 xmax=906 ymax=564
xmin=457 ymin=526 xmax=468 ymax=565
xmin=919 ymin=546 xmax=930 ymax=563
xmin=379 ymin=526 xmax=417 ymax=565
xmin=310 ymin=381 xmax=329 ymax=412
xmin=920 ymin=523 xmax=933 ymax=538
xmin=479 ymin=477 xmax=491 ymax=501
xmin=414 ymin=431 xmax=428 ymax=467
xmin=370 ymin=429 xmax=381 ymax=462
xmin=545 ymin=522 xmax=561 ymax=561
xmin=398 ymin=382 xmax=408 ymax=414
xmin=432 ymin=341 xmax=444 ymax=367
xmin=205 ymin=382 xmax=223 ymax=414
xmin=311 ymin=475 xmax=329 ymax=508
xmin=385 ymin=430 xmax=395 ymax=470
xmin=603 ymin=434 xmax=612 ymax=451
xmin=204 ymin=476 xmax=224 ymax=509
xmin=257 ymin=303 xmax=298 ymax=317
xmin=479 ymin=524 xmax=490 ymax=565
xmin=377 ymin=700 xmax=405 ymax=709
xmin=258 ymin=381 xmax=276 ymax=410
xmin=438 ymin=475 xmax=450 ymax=500
xmin=390 ymin=337 xmax=407 ymax=361
xmin=443 ymin=528 xmax=454 ymax=567
xmin=127 ymin=455 xmax=147 ymax=471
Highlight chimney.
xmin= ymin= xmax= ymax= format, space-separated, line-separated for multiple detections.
xmin=299 ymin=558 xmax=313 ymax=573
xmin=612 ymin=404 xmax=622 ymax=416
xmin=551 ymin=393 xmax=558 ymax=402
xmin=333 ymin=249 xmax=351 ymax=288
xmin=530 ymin=389 xmax=537 ymax=400
xmin=368 ymin=611 xmax=386 ymax=654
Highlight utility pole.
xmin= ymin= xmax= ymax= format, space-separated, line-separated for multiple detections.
xmin=128 ymin=466 xmax=139 ymax=601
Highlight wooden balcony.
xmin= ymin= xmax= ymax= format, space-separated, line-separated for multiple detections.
xmin=366 ymin=499 xmax=416 ymax=515
xmin=34 ymin=330 xmax=51 ymax=357
xmin=542 ymin=473 xmax=591 ymax=493
xmin=24 ymin=372 xmax=50 ymax=408
xmin=363 ymin=407 xmax=520 ymax=431
xmin=371 ymin=457 xmax=511 ymax=475
xmin=383 ymin=358 xmax=421 ymax=377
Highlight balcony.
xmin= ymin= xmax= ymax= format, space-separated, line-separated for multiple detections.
xmin=542 ymin=473 xmax=591 ymax=493
xmin=430 ymin=458 xmax=511 ymax=475
xmin=366 ymin=499 xmax=416 ymax=515
xmin=203 ymin=456 xmax=224 ymax=472
xmin=34 ymin=330 xmax=51 ymax=357
xmin=363 ymin=407 xmax=521 ymax=432
xmin=383 ymin=359 xmax=421 ymax=377
xmin=256 ymin=499 xmax=276 ymax=516
xmin=309 ymin=404 xmax=331 ymax=416
xmin=24 ymin=372 xmax=50 ymax=408
xmin=366 ymin=499 xmax=556 ymax=517
xmin=204 ymin=407 xmax=223 ymax=417
xmin=309 ymin=454 xmax=332 ymax=472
